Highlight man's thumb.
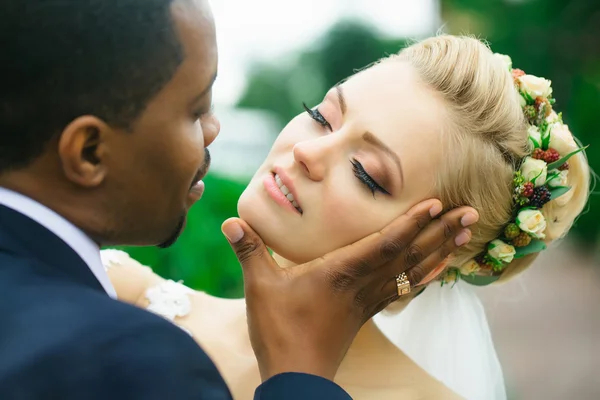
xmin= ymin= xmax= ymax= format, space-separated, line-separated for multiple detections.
xmin=221 ymin=218 xmax=275 ymax=275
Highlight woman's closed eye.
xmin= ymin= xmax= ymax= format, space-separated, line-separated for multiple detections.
xmin=303 ymin=103 xmax=332 ymax=131
xmin=351 ymin=159 xmax=390 ymax=197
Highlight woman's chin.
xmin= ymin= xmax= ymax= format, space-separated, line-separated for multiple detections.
xmin=237 ymin=185 xmax=329 ymax=264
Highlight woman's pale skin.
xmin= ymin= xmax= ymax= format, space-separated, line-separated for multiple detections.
xmin=109 ymin=60 xmax=464 ymax=399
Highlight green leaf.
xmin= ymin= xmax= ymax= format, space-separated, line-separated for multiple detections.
xmin=545 ymin=171 xmax=560 ymax=183
xmin=547 ymin=146 xmax=589 ymax=170
xmin=514 ymin=239 xmax=547 ymax=258
xmin=531 ymin=169 xmax=545 ymax=185
xmin=550 ymin=186 xmax=571 ymax=200
xmin=460 ymin=274 xmax=501 ymax=286
xmin=529 ymin=137 xmax=541 ymax=149
xmin=522 ymin=91 xmax=534 ymax=105
xmin=541 ymin=123 xmax=551 ymax=150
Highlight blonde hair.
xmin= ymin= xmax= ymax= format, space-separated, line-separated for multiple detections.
xmin=390 ymin=35 xmax=590 ymax=282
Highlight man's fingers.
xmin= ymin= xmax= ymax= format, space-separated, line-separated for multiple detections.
xmin=415 ymin=228 xmax=471 ymax=282
xmin=379 ymin=206 xmax=478 ymax=279
xmin=401 ymin=229 xmax=470 ymax=288
xmin=312 ymin=199 xmax=444 ymax=279
xmin=221 ymin=218 xmax=278 ymax=281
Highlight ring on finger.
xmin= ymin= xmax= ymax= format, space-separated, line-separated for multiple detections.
xmin=396 ymin=272 xmax=411 ymax=297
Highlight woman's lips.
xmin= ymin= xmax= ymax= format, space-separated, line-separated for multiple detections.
xmin=263 ymin=173 xmax=302 ymax=215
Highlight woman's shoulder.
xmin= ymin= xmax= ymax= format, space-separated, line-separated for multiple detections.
xmin=102 ymin=248 xmax=246 ymax=317
xmin=102 ymin=249 xmax=162 ymax=304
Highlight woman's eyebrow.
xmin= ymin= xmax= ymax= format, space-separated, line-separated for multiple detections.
xmin=335 ymin=85 xmax=347 ymax=115
xmin=362 ymin=132 xmax=404 ymax=187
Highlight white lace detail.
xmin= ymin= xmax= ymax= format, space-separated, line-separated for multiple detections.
xmin=145 ymin=280 xmax=194 ymax=337
xmin=100 ymin=249 xmax=193 ymax=337
xmin=100 ymin=249 xmax=132 ymax=271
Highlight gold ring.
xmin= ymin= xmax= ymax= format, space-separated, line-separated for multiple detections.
xmin=396 ymin=272 xmax=411 ymax=296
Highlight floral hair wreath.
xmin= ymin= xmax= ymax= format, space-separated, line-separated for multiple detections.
xmin=443 ymin=53 xmax=588 ymax=287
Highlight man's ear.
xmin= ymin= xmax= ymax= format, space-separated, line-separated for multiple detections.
xmin=58 ymin=116 xmax=111 ymax=188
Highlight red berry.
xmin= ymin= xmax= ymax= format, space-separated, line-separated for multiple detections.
xmin=559 ymin=162 xmax=569 ymax=171
xmin=475 ymin=255 xmax=494 ymax=273
xmin=543 ymin=148 xmax=560 ymax=163
xmin=504 ymin=223 xmax=521 ymax=240
xmin=521 ymin=182 xmax=534 ymax=197
xmin=532 ymin=148 xmax=545 ymax=160
xmin=530 ymin=186 xmax=551 ymax=208
xmin=512 ymin=232 xmax=532 ymax=247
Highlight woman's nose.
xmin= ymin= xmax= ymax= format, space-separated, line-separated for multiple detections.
xmin=292 ymin=137 xmax=337 ymax=181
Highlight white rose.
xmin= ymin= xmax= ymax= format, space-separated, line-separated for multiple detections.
xmin=516 ymin=209 xmax=547 ymax=239
xmin=459 ymin=259 xmax=481 ymax=275
xmin=548 ymin=170 xmax=569 ymax=188
xmin=520 ymin=156 xmax=547 ymax=187
xmin=487 ymin=240 xmax=516 ymax=264
xmin=518 ymin=74 xmax=553 ymax=99
xmin=546 ymin=110 xmax=560 ymax=124
xmin=494 ymin=53 xmax=512 ymax=70
xmin=527 ymin=125 xmax=542 ymax=148
xmin=548 ymin=122 xmax=577 ymax=157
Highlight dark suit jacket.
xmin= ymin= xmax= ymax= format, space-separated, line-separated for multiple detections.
xmin=0 ymin=204 xmax=351 ymax=399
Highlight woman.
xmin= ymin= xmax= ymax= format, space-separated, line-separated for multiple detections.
xmin=104 ymin=35 xmax=590 ymax=399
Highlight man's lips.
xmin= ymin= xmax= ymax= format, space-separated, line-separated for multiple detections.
xmin=190 ymin=149 xmax=211 ymax=189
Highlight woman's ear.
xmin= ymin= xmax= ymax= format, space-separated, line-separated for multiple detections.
xmin=57 ymin=115 xmax=111 ymax=188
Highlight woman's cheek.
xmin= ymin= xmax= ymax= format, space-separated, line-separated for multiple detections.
xmin=320 ymin=194 xmax=391 ymax=248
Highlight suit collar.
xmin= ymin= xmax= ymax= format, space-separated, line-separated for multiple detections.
xmin=0 ymin=188 xmax=115 ymax=297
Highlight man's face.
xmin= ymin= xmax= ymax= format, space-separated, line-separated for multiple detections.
xmin=101 ymin=0 xmax=219 ymax=246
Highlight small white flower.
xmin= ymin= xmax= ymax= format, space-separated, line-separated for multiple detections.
xmin=459 ymin=259 xmax=481 ymax=275
xmin=518 ymin=74 xmax=553 ymax=99
xmin=546 ymin=110 xmax=560 ymax=124
xmin=517 ymin=209 xmax=547 ymax=239
xmin=494 ymin=53 xmax=512 ymax=70
xmin=145 ymin=280 xmax=193 ymax=321
xmin=548 ymin=169 xmax=569 ymax=188
xmin=548 ymin=122 xmax=578 ymax=157
xmin=527 ymin=125 xmax=542 ymax=149
xmin=520 ymin=156 xmax=547 ymax=187
xmin=487 ymin=240 xmax=516 ymax=264
xmin=100 ymin=249 xmax=132 ymax=271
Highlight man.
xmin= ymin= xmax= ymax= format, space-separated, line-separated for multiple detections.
xmin=0 ymin=0 xmax=477 ymax=398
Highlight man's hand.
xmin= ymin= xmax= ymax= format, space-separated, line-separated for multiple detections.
xmin=221 ymin=199 xmax=478 ymax=382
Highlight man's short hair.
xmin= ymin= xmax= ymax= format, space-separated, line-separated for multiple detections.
xmin=0 ymin=0 xmax=185 ymax=172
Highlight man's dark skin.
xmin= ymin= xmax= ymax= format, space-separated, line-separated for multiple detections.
xmin=0 ymin=0 xmax=478 ymax=394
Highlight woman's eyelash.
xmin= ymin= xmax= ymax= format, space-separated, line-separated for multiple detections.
xmin=303 ymin=102 xmax=332 ymax=131
xmin=351 ymin=159 xmax=390 ymax=197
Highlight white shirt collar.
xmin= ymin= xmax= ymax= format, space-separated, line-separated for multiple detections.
xmin=0 ymin=186 xmax=117 ymax=299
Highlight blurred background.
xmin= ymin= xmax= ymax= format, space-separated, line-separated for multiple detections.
xmin=114 ymin=0 xmax=600 ymax=398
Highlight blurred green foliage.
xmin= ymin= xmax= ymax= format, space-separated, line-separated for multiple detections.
xmin=118 ymin=0 xmax=598 ymax=298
